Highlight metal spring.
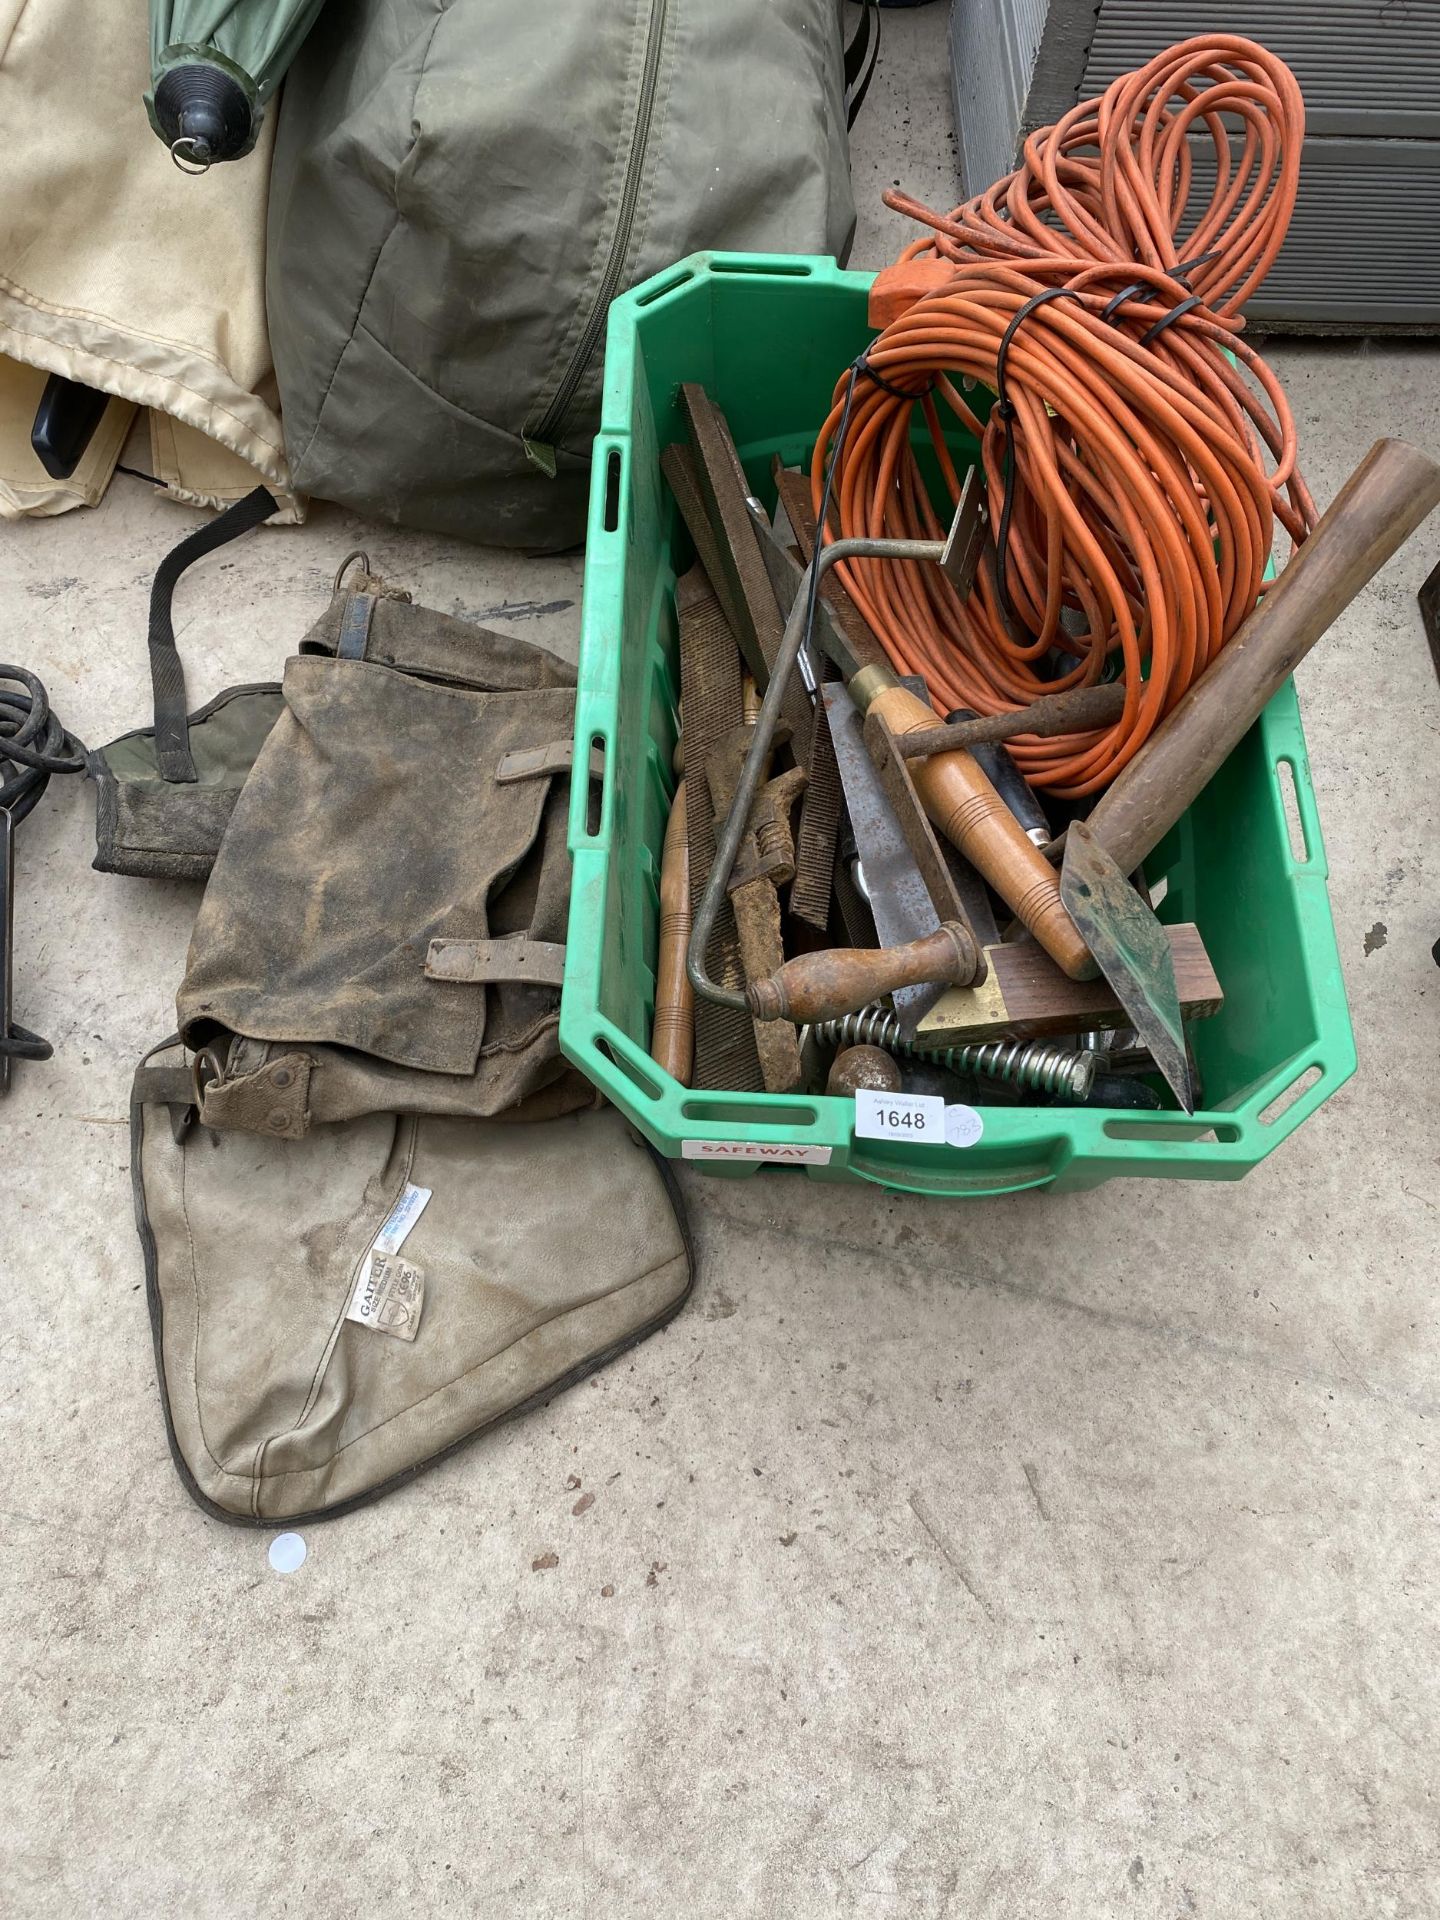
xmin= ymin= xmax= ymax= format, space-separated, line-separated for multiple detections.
xmin=811 ymin=1008 xmax=1097 ymax=1101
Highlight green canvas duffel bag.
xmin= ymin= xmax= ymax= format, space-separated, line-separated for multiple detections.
xmin=265 ymin=0 xmax=861 ymax=550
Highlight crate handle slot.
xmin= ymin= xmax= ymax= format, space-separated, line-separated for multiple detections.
xmin=602 ymin=447 xmax=624 ymax=533
xmin=570 ymin=729 xmax=610 ymax=847
xmin=1257 ymin=1061 xmax=1323 ymax=1127
xmin=1103 ymin=1119 xmax=1240 ymax=1144
xmin=1274 ymin=756 xmax=1312 ymax=865
xmin=635 ymin=266 xmax=694 ymax=307
xmin=680 ymin=1097 xmax=820 ymax=1128
xmin=594 ymin=1032 xmax=664 ymax=1103
xmin=586 ymin=733 xmax=607 ymax=838
xmin=709 ymin=258 xmax=815 ymax=278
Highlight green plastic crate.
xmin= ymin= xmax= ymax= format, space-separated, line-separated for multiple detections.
xmin=560 ymin=253 xmax=1356 ymax=1195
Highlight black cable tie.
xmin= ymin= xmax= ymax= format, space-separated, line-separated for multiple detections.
xmin=1172 ymin=248 xmax=1222 ymax=283
xmin=1100 ymin=281 xmax=1148 ymax=324
xmin=852 ymin=353 xmax=936 ymax=401
xmin=1139 ymin=293 xmax=1204 ymax=345
xmin=989 ymin=288 xmax=1084 ymax=637
xmin=1101 ymin=251 xmax=1222 ymax=330
xmin=994 ymin=287 xmax=1085 ymax=417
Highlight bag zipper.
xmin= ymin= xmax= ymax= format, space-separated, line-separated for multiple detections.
xmin=524 ymin=0 xmax=669 ymax=473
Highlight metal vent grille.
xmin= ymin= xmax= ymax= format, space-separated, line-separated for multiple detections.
xmin=947 ymin=0 xmax=1440 ymax=329
xmin=1230 ymin=140 xmax=1440 ymax=329
xmin=1084 ymin=1 xmax=1440 ymax=138
xmin=950 ymin=0 xmax=1050 ymax=195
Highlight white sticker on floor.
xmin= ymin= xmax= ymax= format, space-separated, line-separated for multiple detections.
xmin=268 ymin=1532 xmax=307 ymax=1574
xmin=681 ymin=1139 xmax=831 ymax=1166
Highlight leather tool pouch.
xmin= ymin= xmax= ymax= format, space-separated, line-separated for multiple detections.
xmin=176 ymin=555 xmax=594 ymax=1130
xmin=111 ymin=516 xmax=693 ymax=1525
xmin=132 ymin=1046 xmax=693 ymax=1524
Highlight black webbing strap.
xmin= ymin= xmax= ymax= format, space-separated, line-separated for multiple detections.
xmin=150 ymin=485 xmax=276 ymax=783
xmin=843 ymin=2 xmax=880 ymax=127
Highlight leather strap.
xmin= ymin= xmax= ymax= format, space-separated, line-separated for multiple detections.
xmin=132 ymin=1064 xmax=195 ymax=1107
xmin=424 ymin=937 xmax=567 ymax=987
xmin=150 ymin=485 xmax=277 ymax=783
xmin=336 ymin=593 xmax=377 ymax=660
xmin=496 ymin=741 xmax=606 ymax=784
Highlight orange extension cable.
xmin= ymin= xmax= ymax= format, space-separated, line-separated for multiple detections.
xmin=809 ymin=35 xmax=1319 ymax=798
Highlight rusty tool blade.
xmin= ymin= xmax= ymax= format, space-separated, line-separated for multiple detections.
xmin=823 ymin=682 xmax=947 ymax=1036
xmin=677 ymin=391 xmax=781 ymax=687
xmin=1060 ymin=820 xmax=1194 ymax=1112
xmin=939 ymin=466 xmax=985 ymax=597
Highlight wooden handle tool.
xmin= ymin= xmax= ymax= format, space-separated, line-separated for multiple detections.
xmin=649 ymin=782 xmax=694 ymax=1082
xmin=1087 ymin=437 xmax=1440 ymax=875
xmin=745 ymin=920 xmax=984 ymax=1026
xmin=864 ymin=681 xmax=1095 ymax=980
xmin=895 ymin=683 xmax=1126 ymax=759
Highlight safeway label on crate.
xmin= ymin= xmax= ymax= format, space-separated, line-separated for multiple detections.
xmin=854 ymin=1089 xmax=946 ymax=1146
xmin=681 ymin=1139 xmax=832 ymax=1166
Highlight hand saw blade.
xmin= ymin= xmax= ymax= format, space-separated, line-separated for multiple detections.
xmin=1060 ymin=820 xmax=1195 ymax=1112
xmin=822 ymin=682 xmax=947 ymax=1036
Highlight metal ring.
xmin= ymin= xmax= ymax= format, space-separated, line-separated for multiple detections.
xmin=333 ymin=549 xmax=373 ymax=593
xmin=190 ymin=1043 xmax=226 ymax=1110
xmin=169 ymin=137 xmax=212 ymax=176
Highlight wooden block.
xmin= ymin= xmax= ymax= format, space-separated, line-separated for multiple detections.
xmin=917 ymin=924 xmax=1223 ymax=1046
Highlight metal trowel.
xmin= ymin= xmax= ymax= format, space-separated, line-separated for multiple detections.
xmin=1060 ymin=820 xmax=1194 ymax=1112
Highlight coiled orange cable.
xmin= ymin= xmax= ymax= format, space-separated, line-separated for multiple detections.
xmin=810 ymin=36 xmax=1318 ymax=797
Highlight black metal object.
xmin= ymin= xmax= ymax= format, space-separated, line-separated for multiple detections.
xmin=0 ymin=667 xmax=85 ymax=1093
xmin=1420 ymin=557 xmax=1440 ymax=686
xmin=30 ymin=375 xmax=111 ymax=480
xmin=153 ymin=62 xmax=255 ymax=168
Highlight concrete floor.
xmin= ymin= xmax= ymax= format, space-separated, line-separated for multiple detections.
xmin=4 ymin=9 xmax=1440 ymax=1916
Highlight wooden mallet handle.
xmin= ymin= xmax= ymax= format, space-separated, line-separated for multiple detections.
xmin=1087 ymin=438 xmax=1440 ymax=876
